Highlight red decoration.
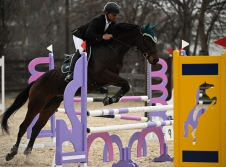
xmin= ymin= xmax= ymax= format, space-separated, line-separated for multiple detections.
xmin=166 ymin=48 xmax=173 ymax=54
xmin=81 ymin=41 xmax=86 ymax=51
xmin=167 ymin=48 xmax=183 ymax=54
xmin=214 ymin=37 xmax=226 ymax=47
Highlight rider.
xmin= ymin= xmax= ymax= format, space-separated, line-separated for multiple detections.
xmin=64 ymin=2 xmax=120 ymax=85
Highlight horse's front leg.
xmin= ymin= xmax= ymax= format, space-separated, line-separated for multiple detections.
xmin=99 ymin=70 xmax=130 ymax=106
xmin=103 ymin=85 xmax=129 ymax=106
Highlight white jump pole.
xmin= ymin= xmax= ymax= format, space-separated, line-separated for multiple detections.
xmin=87 ymin=105 xmax=174 ymax=117
xmin=0 ymin=56 xmax=5 ymax=114
xmin=72 ymin=96 xmax=149 ymax=102
xmin=57 ymin=108 xmax=149 ymax=122
xmin=87 ymin=120 xmax=174 ymax=133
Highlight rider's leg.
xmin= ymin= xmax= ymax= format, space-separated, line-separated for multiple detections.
xmin=64 ymin=35 xmax=83 ymax=82
xmin=73 ymin=35 xmax=84 ymax=54
xmin=71 ymin=35 xmax=108 ymax=92
xmin=64 ymin=50 xmax=81 ymax=82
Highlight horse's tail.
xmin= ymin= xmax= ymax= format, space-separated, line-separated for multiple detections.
xmin=0 ymin=81 xmax=35 ymax=134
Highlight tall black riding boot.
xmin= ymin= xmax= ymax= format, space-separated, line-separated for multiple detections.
xmin=64 ymin=50 xmax=81 ymax=82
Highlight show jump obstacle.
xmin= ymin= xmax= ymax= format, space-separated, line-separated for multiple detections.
xmin=174 ymin=50 xmax=226 ymax=167
xmin=53 ymin=53 xmax=174 ymax=167
xmin=22 ymin=52 xmax=173 ymax=155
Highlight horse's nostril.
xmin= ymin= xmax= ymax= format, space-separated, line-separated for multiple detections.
xmin=152 ymin=58 xmax=159 ymax=65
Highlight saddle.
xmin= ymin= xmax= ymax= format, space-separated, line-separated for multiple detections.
xmin=61 ymin=45 xmax=91 ymax=74
xmin=61 ymin=54 xmax=73 ymax=74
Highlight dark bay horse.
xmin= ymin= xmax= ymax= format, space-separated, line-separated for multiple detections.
xmin=0 ymin=22 xmax=159 ymax=161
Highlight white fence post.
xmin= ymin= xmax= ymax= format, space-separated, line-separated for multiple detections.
xmin=0 ymin=56 xmax=5 ymax=114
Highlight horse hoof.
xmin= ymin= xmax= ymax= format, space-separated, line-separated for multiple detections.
xmin=24 ymin=148 xmax=32 ymax=156
xmin=6 ymin=153 xmax=14 ymax=161
xmin=103 ymin=97 xmax=110 ymax=106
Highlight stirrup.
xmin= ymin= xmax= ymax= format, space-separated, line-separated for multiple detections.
xmin=64 ymin=73 xmax=73 ymax=82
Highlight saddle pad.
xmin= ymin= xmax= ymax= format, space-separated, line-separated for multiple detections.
xmin=61 ymin=62 xmax=70 ymax=73
xmin=61 ymin=46 xmax=91 ymax=74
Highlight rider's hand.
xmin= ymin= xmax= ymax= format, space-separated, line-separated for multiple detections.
xmin=102 ymin=34 xmax=113 ymax=40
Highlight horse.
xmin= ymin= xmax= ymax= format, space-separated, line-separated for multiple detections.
xmin=183 ymin=82 xmax=217 ymax=145
xmin=0 ymin=22 xmax=159 ymax=161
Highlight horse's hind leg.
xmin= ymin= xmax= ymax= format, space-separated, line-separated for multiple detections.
xmin=24 ymin=97 xmax=63 ymax=156
xmin=5 ymin=95 xmax=57 ymax=161
xmin=6 ymin=113 xmax=39 ymax=161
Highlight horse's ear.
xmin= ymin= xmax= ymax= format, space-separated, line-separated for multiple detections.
xmin=141 ymin=22 xmax=150 ymax=33
xmin=145 ymin=22 xmax=150 ymax=30
xmin=150 ymin=23 xmax=158 ymax=29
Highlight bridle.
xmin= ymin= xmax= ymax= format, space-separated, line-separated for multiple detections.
xmin=141 ymin=35 xmax=157 ymax=60
xmin=110 ymin=34 xmax=157 ymax=60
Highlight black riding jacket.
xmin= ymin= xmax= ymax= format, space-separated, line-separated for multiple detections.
xmin=72 ymin=14 xmax=116 ymax=46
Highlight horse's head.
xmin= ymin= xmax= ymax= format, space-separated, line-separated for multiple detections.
xmin=201 ymin=82 xmax=217 ymax=106
xmin=138 ymin=22 xmax=159 ymax=65
xmin=204 ymin=83 xmax=216 ymax=98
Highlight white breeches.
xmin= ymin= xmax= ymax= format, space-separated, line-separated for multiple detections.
xmin=73 ymin=35 xmax=84 ymax=54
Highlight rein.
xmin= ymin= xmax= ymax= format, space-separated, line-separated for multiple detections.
xmin=108 ymin=38 xmax=136 ymax=56
xmin=108 ymin=37 xmax=134 ymax=56
xmin=111 ymin=35 xmax=157 ymax=59
xmin=112 ymin=37 xmax=133 ymax=48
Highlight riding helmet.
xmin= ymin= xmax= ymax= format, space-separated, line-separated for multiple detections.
xmin=103 ymin=2 xmax=120 ymax=15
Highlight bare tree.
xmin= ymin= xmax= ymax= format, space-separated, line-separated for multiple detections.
xmin=0 ymin=0 xmax=18 ymax=56
xmin=9 ymin=0 xmax=66 ymax=59
xmin=151 ymin=0 xmax=200 ymax=55
xmin=197 ymin=0 xmax=226 ymax=55
xmin=150 ymin=0 xmax=226 ymax=55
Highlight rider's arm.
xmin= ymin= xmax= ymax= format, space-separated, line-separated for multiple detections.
xmin=85 ymin=18 xmax=103 ymax=41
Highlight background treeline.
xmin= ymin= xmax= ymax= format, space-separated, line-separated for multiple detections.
xmin=0 ymin=0 xmax=226 ymax=92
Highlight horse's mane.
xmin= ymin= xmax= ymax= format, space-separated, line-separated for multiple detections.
xmin=111 ymin=23 xmax=139 ymax=37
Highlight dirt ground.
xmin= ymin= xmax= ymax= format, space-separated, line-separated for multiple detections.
xmin=0 ymin=97 xmax=174 ymax=167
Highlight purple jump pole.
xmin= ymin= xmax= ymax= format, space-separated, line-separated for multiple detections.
xmin=55 ymin=53 xmax=87 ymax=166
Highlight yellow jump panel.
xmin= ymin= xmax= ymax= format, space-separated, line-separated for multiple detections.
xmin=174 ymin=50 xmax=226 ymax=167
